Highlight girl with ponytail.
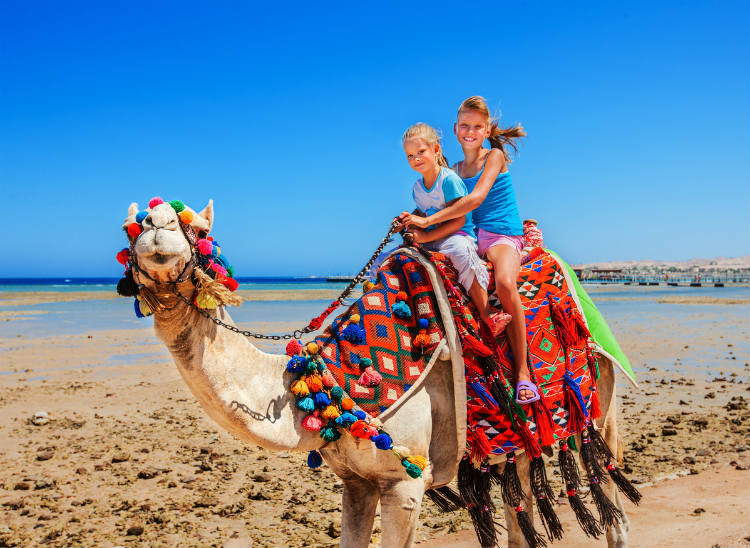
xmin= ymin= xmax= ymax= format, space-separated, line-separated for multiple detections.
xmin=399 ymin=97 xmax=536 ymax=404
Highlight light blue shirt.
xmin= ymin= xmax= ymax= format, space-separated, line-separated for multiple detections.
xmin=412 ymin=167 xmax=476 ymax=239
xmin=461 ymin=165 xmax=523 ymax=236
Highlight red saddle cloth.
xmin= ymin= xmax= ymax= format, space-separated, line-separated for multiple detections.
xmin=316 ymin=247 xmax=599 ymax=458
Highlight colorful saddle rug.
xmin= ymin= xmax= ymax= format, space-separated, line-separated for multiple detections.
xmin=315 ymin=246 xmax=600 ymax=458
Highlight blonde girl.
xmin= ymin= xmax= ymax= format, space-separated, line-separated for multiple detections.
xmin=399 ymin=98 xmax=536 ymax=404
xmin=400 ymin=122 xmax=507 ymax=335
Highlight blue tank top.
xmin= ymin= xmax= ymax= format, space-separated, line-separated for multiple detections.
xmin=460 ymin=161 xmax=523 ymax=236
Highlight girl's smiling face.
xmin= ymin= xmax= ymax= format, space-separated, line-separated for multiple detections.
xmin=454 ymin=110 xmax=490 ymax=150
xmin=403 ymin=137 xmax=440 ymax=175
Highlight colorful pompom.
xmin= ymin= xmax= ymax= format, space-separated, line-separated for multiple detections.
xmin=286 ymin=355 xmax=306 ymax=373
xmin=116 ymin=248 xmax=129 ymax=265
xmin=349 ymin=313 xmax=360 ymax=323
xmin=302 ymin=414 xmax=324 ymax=431
xmin=221 ymin=278 xmax=239 ymax=292
xmin=321 ymin=370 xmax=336 ymax=388
xmin=330 ymin=386 xmax=344 ymax=400
xmin=340 ymin=397 xmax=354 ymax=411
xmin=304 ymin=359 xmax=319 ymax=374
xmin=209 ymin=263 xmax=228 ymax=278
xmin=359 ymin=357 xmax=372 ymax=367
xmin=117 ymin=273 xmax=138 ymax=297
xmin=414 ymin=332 xmax=431 ymax=347
xmin=406 ymin=455 xmax=427 ymax=470
xmin=396 ymin=291 xmax=408 ymax=302
xmin=372 ymin=433 xmax=392 ymax=450
xmin=179 ymin=209 xmax=194 ymax=224
xmin=134 ymin=299 xmax=145 ymax=318
xmin=313 ymin=392 xmax=331 ymax=408
xmin=350 ymin=420 xmax=372 ymax=439
xmin=148 ymin=197 xmax=164 ymax=208
xmin=418 ymin=318 xmax=429 ymax=329
xmin=321 ymin=406 xmax=340 ymax=420
xmin=342 ymin=324 xmax=366 ymax=344
xmin=286 ymin=339 xmax=303 ymax=357
xmin=353 ymin=410 xmax=367 ymax=421
xmin=320 ymin=423 xmax=341 ymax=441
xmin=335 ymin=412 xmax=357 ymax=428
xmin=357 ymin=366 xmax=382 ymax=387
xmin=127 ymin=223 xmax=142 ymax=238
xmin=197 ymin=239 xmax=213 ymax=255
xmin=290 ymin=379 xmax=310 ymax=397
xmin=392 ymin=301 xmax=411 ymax=319
xmin=305 ymin=375 xmax=323 ymax=393
xmin=135 ymin=211 xmax=148 ymax=224
xmin=195 ymin=291 xmax=218 ymax=310
xmin=227 ymin=265 xmax=235 ymax=278
xmin=306 ymin=342 xmax=319 ymax=355
xmin=307 ymin=450 xmax=323 ymax=468
xmin=297 ymin=397 xmax=315 ymax=412
xmin=169 ymin=200 xmax=185 ymax=213
xmin=362 ymin=280 xmax=375 ymax=292
xmin=401 ymin=460 xmax=423 ymax=479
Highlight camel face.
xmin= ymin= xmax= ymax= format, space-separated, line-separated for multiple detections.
xmin=135 ymin=203 xmax=192 ymax=279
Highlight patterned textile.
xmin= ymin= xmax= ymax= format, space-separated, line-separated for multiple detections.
xmin=315 ymin=253 xmax=445 ymax=416
xmin=317 ymin=246 xmax=598 ymax=457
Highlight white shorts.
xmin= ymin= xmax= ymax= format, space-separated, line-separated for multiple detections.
xmin=424 ymin=233 xmax=489 ymax=292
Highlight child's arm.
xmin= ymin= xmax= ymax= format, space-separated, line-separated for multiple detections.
xmin=399 ymin=149 xmax=506 ymax=229
xmin=411 ymin=215 xmax=464 ymax=244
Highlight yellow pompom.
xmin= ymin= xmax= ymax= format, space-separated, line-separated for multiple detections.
xmin=350 ymin=314 xmax=360 ymax=323
xmin=321 ymin=405 xmax=340 ymax=420
xmin=195 ymin=291 xmax=219 ymax=310
xmin=306 ymin=342 xmax=319 ymax=355
xmin=178 ymin=209 xmax=194 ymax=224
xmin=363 ymin=281 xmax=375 ymax=292
xmin=137 ymin=298 xmax=152 ymax=316
xmin=406 ymin=455 xmax=427 ymax=470
xmin=290 ymin=379 xmax=310 ymax=397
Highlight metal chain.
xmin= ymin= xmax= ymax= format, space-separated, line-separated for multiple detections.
xmin=171 ymin=222 xmax=401 ymax=341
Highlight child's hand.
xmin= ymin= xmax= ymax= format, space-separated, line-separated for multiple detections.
xmin=397 ymin=211 xmax=430 ymax=230
xmin=410 ymin=228 xmax=428 ymax=244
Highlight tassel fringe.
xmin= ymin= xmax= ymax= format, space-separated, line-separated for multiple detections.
xmin=567 ymin=487 xmax=602 ymax=538
xmin=589 ymin=478 xmax=623 ymax=528
xmin=606 ymin=463 xmax=643 ymax=505
xmin=530 ymin=457 xmax=562 ymax=541
xmin=516 ymin=506 xmax=547 ymax=548
xmin=425 ymin=486 xmax=465 ymax=512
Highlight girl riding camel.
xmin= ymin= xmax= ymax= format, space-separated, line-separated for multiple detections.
xmin=399 ymin=97 xmax=536 ymax=404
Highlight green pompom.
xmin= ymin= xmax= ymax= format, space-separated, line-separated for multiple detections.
xmin=360 ymin=358 xmax=372 ymax=367
xmin=227 ymin=265 xmax=235 ymax=278
xmin=402 ymin=461 xmax=422 ymax=479
xmin=320 ymin=423 xmax=341 ymax=442
xmin=305 ymin=360 xmax=318 ymax=374
xmin=330 ymin=386 xmax=344 ymax=400
xmin=169 ymin=200 xmax=185 ymax=213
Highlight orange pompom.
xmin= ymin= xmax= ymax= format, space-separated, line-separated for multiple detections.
xmin=178 ymin=209 xmax=194 ymax=224
xmin=396 ymin=291 xmax=408 ymax=302
xmin=350 ymin=420 xmax=371 ymax=439
xmin=341 ymin=397 xmax=354 ymax=411
xmin=306 ymin=342 xmax=319 ymax=355
xmin=305 ymin=375 xmax=323 ymax=393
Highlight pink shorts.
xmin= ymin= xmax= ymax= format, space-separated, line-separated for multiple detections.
xmin=477 ymin=228 xmax=525 ymax=258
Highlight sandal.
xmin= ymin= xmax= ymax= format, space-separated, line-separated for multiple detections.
xmin=515 ymin=380 xmax=541 ymax=405
xmin=486 ymin=312 xmax=512 ymax=337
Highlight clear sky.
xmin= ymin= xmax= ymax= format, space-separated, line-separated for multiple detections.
xmin=1 ymin=1 xmax=747 ymax=277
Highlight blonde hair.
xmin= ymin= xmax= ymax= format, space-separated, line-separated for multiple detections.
xmin=457 ymin=96 xmax=526 ymax=162
xmin=402 ymin=122 xmax=449 ymax=167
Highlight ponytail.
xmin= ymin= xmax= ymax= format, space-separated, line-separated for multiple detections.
xmin=488 ymin=122 xmax=526 ymax=163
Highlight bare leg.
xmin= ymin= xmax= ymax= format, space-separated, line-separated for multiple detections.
xmin=340 ymin=477 xmax=379 ymax=548
xmin=468 ymin=277 xmax=491 ymax=322
xmin=485 ymin=244 xmax=533 ymax=401
xmin=378 ymin=478 xmax=425 ymax=548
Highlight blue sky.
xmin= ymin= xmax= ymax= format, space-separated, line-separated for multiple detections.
xmin=1 ymin=1 xmax=747 ymax=277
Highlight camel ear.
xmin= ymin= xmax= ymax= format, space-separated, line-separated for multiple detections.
xmin=122 ymin=202 xmax=139 ymax=230
xmin=191 ymin=199 xmax=214 ymax=234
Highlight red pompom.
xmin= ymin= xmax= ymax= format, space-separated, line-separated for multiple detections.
xmin=127 ymin=223 xmax=142 ymax=238
xmin=116 ymin=248 xmax=129 ymax=265
xmin=350 ymin=420 xmax=371 ymax=439
xmin=197 ymin=239 xmax=213 ymax=255
xmin=221 ymin=278 xmax=239 ymax=291
xmin=148 ymin=197 xmax=164 ymax=208
xmin=285 ymin=339 xmax=303 ymax=357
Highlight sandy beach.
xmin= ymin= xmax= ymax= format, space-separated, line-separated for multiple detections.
xmin=0 ymin=286 xmax=748 ymax=547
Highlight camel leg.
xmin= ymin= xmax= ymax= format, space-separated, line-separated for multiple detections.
xmin=340 ymin=477 xmax=379 ymax=548
xmin=503 ymin=454 xmax=533 ymax=548
xmin=378 ymin=477 xmax=425 ymax=548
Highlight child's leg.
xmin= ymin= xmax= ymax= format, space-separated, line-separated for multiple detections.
xmin=485 ymin=244 xmax=534 ymax=401
xmin=435 ymin=234 xmax=491 ymax=317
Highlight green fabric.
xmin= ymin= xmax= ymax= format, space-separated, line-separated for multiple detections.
xmin=545 ymin=249 xmax=637 ymax=384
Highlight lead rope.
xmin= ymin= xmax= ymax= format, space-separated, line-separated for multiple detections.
xmin=171 ymin=221 xmax=402 ymax=340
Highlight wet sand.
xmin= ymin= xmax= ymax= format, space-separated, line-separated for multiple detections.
xmin=0 ymin=291 xmax=748 ymax=547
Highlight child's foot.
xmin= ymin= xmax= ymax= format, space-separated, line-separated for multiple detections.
xmin=484 ymin=312 xmax=512 ymax=337
xmin=515 ymin=380 xmax=540 ymax=405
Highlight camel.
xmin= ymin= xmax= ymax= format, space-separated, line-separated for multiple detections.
xmin=122 ymin=199 xmax=630 ymax=548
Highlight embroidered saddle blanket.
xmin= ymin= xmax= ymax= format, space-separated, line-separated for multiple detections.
xmin=315 ymin=246 xmax=599 ymax=456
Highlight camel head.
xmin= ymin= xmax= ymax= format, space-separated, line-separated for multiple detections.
xmin=122 ymin=198 xmax=213 ymax=284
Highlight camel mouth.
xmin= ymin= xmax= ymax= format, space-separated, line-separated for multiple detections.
xmin=151 ymin=253 xmax=172 ymax=265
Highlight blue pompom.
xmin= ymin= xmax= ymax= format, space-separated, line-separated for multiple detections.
xmin=307 ymin=450 xmax=323 ymax=468
xmin=313 ymin=392 xmax=331 ymax=408
xmin=418 ymin=318 xmax=429 ymax=329
xmin=135 ymin=211 xmax=148 ymax=223
xmin=409 ymin=271 xmax=422 ymax=283
xmin=342 ymin=324 xmax=366 ymax=344
xmin=286 ymin=355 xmax=306 ymax=373
xmin=353 ymin=410 xmax=366 ymax=421
xmin=393 ymin=301 xmax=412 ymax=319
xmin=335 ymin=412 xmax=357 ymax=428
xmin=372 ymin=433 xmax=392 ymax=450
xmin=297 ymin=397 xmax=315 ymax=412
xmin=134 ymin=299 xmax=144 ymax=318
